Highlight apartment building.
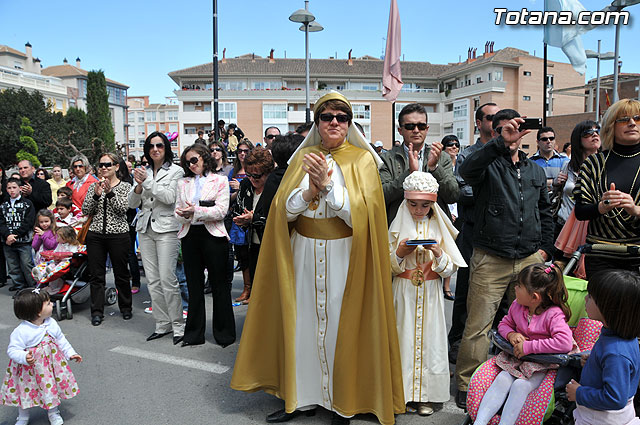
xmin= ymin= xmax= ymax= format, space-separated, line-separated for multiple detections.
xmin=127 ymin=96 xmax=180 ymax=159
xmin=168 ymin=45 xmax=584 ymax=155
xmin=42 ymin=58 xmax=129 ymax=148
xmin=0 ymin=42 xmax=69 ymax=113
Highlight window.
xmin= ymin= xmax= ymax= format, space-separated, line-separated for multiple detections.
xmin=445 ymin=104 xmax=453 ymax=112
xmin=523 ymin=96 xmax=531 ymax=101
xmin=56 ymin=99 xmax=63 ymax=109
xmin=352 ymin=104 xmax=371 ymax=120
xmin=203 ymin=103 xmax=211 ymax=111
xmin=454 ymin=104 xmax=468 ymax=118
xmin=456 ymin=125 xmax=464 ymax=140
xmin=184 ymin=126 xmax=197 ymax=135
xmin=137 ymin=127 xmax=145 ymax=137
xmin=473 ymin=98 xmax=480 ymax=110
xmin=138 ymin=139 xmax=145 ymax=147
xmin=171 ymin=138 xmax=178 ymax=147
xmin=495 ymin=71 xmax=503 ymax=81
xmin=219 ymin=81 xmax=247 ymax=90
xmin=169 ymin=123 xmax=178 ymax=133
xmin=146 ymin=111 xmax=157 ymax=121
xmin=79 ymin=79 xmax=87 ymax=98
xmin=362 ymin=84 xmax=378 ymax=91
xmin=361 ymin=124 xmax=371 ymax=139
xmin=159 ymin=111 xmax=165 ymax=121
xmin=546 ymin=74 xmax=554 ymax=87
xmin=183 ymin=103 xmax=195 ymax=112
xmin=263 ymin=104 xmax=287 ymax=120
xmin=219 ymin=102 xmax=237 ymax=122
xmin=488 ymin=72 xmax=492 ymax=81
xmin=128 ymin=140 xmax=135 ymax=148
xmin=476 ymin=75 xmax=482 ymax=84
xmin=252 ymin=81 xmax=281 ymax=90
xmin=523 ymin=71 xmax=532 ymax=76
xmin=137 ymin=112 xmax=144 ymax=122
xmin=465 ymin=75 xmax=471 ymax=86
xmin=147 ymin=124 xmax=156 ymax=133
xmin=128 ymin=112 xmax=134 ymax=122
xmin=13 ymin=61 xmax=23 ymax=70
xmin=109 ymin=108 xmax=115 ymax=127
xmin=167 ymin=110 xmax=178 ymax=121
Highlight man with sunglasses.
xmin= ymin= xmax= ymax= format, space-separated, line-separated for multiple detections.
xmin=448 ymin=103 xmax=499 ymax=371
xmin=263 ymin=126 xmax=281 ymax=150
xmin=379 ymin=103 xmax=459 ymax=224
xmin=530 ymin=126 xmax=569 ymax=193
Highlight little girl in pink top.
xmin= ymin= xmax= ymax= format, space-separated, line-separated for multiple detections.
xmin=474 ymin=264 xmax=573 ymax=425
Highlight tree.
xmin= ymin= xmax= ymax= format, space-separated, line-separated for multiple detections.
xmin=0 ymin=88 xmax=48 ymax=165
xmin=17 ymin=116 xmax=40 ymax=167
xmin=87 ymin=70 xmax=115 ymax=153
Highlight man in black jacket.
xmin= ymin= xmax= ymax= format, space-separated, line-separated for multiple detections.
xmin=17 ymin=160 xmax=52 ymax=212
xmin=454 ymin=109 xmax=553 ymax=409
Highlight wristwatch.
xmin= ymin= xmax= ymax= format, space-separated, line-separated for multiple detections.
xmin=321 ymin=180 xmax=334 ymax=195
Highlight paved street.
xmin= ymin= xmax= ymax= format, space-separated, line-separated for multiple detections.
xmin=0 ymin=272 xmax=468 ymax=425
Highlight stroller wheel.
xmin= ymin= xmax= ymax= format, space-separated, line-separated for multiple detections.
xmin=66 ymin=299 xmax=73 ymax=319
xmin=55 ymin=300 xmax=63 ymax=321
xmin=105 ymin=288 xmax=118 ymax=306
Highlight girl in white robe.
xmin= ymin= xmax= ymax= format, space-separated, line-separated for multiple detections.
xmin=389 ymin=171 xmax=466 ymax=416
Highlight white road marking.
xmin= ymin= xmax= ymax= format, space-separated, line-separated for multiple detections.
xmin=0 ymin=323 xmax=12 ymax=330
xmin=110 ymin=345 xmax=230 ymax=374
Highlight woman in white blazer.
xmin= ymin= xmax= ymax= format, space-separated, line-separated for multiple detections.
xmin=129 ymin=132 xmax=186 ymax=345
xmin=175 ymin=143 xmax=235 ymax=347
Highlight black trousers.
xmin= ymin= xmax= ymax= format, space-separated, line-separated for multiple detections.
xmin=448 ymin=220 xmax=474 ymax=347
xmin=86 ymin=231 xmax=132 ymax=317
xmin=182 ymin=226 xmax=235 ymax=346
xmin=0 ymin=242 xmax=7 ymax=284
xmin=128 ymin=227 xmax=141 ymax=287
xmin=248 ymin=243 xmax=261 ymax=282
xmin=585 ymin=255 xmax=640 ymax=279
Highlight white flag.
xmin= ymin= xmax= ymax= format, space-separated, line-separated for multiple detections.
xmin=544 ymin=0 xmax=592 ymax=74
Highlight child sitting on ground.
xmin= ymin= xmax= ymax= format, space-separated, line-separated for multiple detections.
xmin=32 ymin=209 xmax=58 ymax=263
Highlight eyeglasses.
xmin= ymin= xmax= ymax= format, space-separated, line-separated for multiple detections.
xmin=187 ymin=156 xmax=200 ymax=165
xmin=211 ymin=148 xmax=223 ymax=152
xmin=539 ymin=136 xmax=555 ymax=142
xmin=237 ymin=148 xmax=250 ymax=154
xmin=149 ymin=142 xmax=164 ymax=149
xmin=582 ymin=128 xmax=600 ymax=137
xmin=246 ymin=172 xmax=264 ymax=179
xmin=615 ymin=114 xmax=640 ymax=124
xmin=98 ymin=162 xmax=114 ymax=168
xmin=319 ymin=113 xmax=350 ymax=123
xmin=265 ymin=134 xmax=277 ymax=140
xmin=444 ymin=142 xmax=460 ymax=148
xmin=484 ymin=114 xmax=495 ymax=122
xmin=140 ymin=162 xmax=148 ymax=166
xmin=72 ymin=164 xmax=84 ymax=169
xmin=401 ymin=123 xmax=428 ymax=131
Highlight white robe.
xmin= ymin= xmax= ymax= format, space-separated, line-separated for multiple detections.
xmin=286 ymin=155 xmax=351 ymax=411
xmin=390 ymin=216 xmax=456 ymax=403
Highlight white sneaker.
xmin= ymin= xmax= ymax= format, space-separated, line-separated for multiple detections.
xmin=47 ymin=410 xmax=63 ymax=425
xmin=144 ymin=307 xmax=152 ymax=314
xmin=183 ymin=310 xmax=188 ymax=319
xmin=15 ymin=417 xmax=29 ymax=425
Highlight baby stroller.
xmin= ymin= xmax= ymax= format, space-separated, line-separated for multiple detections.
xmin=34 ymin=252 xmax=117 ymax=320
xmin=459 ymin=248 xmax=604 ymax=425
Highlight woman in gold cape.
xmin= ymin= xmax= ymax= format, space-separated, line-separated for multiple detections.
xmin=231 ymin=92 xmax=405 ymax=425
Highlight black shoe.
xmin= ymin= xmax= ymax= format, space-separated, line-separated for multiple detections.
xmin=0 ymin=281 xmax=6 ymax=288
xmin=8 ymin=285 xmax=21 ymax=292
xmin=444 ymin=290 xmax=455 ymax=301
xmin=181 ymin=340 xmax=204 ymax=347
xmin=173 ymin=336 xmax=184 ymax=345
xmin=122 ymin=312 xmax=133 ymax=320
xmin=203 ymin=284 xmax=212 ymax=294
xmin=266 ymin=408 xmax=316 ymax=423
xmin=331 ymin=413 xmax=350 ymax=425
xmin=91 ymin=316 xmax=102 ymax=326
xmin=146 ymin=331 xmax=171 ymax=341
xmin=455 ymin=390 xmax=467 ymax=410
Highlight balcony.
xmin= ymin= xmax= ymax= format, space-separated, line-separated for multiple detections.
xmin=0 ymin=66 xmax=67 ymax=96
xmin=449 ymin=80 xmax=508 ymax=98
xmin=287 ymin=110 xmax=313 ymax=123
xmin=180 ymin=111 xmax=211 ymax=123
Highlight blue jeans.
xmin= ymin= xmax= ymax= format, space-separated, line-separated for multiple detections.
xmin=4 ymin=243 xmax=35 ymax=288
xmin=175 ymin=262 xmax=189 ymax=310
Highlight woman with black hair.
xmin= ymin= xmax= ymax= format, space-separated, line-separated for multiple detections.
xmin=129 ymin=132 xmax=185 ymax=344
xmin=175 ymin=143 xmax=234 ymax=347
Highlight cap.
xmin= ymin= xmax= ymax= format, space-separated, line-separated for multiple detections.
xmin=374 ymin=141 xmax=384 ymax=148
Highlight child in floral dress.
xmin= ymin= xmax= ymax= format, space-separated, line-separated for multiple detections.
xmin=0 ymin=289 xmax=82 ymax=425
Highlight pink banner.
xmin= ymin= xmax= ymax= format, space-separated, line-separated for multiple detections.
xmin=382 ymin=0 xmax=403 ymax=102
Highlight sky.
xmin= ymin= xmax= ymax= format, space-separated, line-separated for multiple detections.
xmin=1 ymin=0 xmax=638 ymax=103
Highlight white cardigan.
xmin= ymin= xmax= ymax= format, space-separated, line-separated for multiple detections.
xmin=7 ymin=318 xmax=77 ymax=365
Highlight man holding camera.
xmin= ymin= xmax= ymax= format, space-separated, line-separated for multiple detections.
xmin=454 ymin=109 xmax=554 ymax=409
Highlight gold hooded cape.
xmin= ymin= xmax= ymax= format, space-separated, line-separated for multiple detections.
xmin=230 ymin=141 xmax=405 ymax=425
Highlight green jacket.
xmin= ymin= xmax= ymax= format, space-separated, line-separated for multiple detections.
xmin=379 ymin=144 xmax=459 ymax=224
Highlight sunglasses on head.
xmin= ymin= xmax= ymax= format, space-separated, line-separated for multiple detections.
xmin=265 ymin=134 xmax=277 ymax=140
xmin=246 ymin=172 xmax=264 ymax=179
xmin=211 ymin=148 xmax=223 ymax=152
xmin=319 ymin=113 xmax=350 ymax=123
xmin=149 ymin=142 xmax=164 ymax=149
xmin=615 ymin=114 xmax=640 ymax=124
xmin=237 ymin=148 xmax=250 ymax=154
xmin=539 ymin=136 xmax=555 ymax=142
xmin=444 ymin=142 xmax=460 ymax=148
xmin=187 ymin=156 xmax=200 ymax=165
xmin=484 ymin=114 xmax=495 ymax=122
xmin=582 ymin=127 xmax=600 ymax=137
xmin=98 ymin=162 xmax=114 ymax=168
xmin=401 ymin=123 xmax=428 ymax=131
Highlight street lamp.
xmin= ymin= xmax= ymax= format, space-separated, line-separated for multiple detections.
xmin=610 ymin=0 xmax=640 ymax=103
xmin=289 ymin=0 xmax=323 ymax=124
xmin=586 ymin=40 xmax=615 ymax=121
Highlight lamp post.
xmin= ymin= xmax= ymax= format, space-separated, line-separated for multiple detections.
xmin=586 ymin=41 xmax=615 ymax=121
xmin=289 ymin=1 xmax=323 ymax=124
xmin=610 ymin=0 xmax=640 ymax=103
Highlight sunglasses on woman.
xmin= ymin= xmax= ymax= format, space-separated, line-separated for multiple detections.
xmin=149 ymin=142 xmax=164 ymax=149
xmin=98 ymin=162 xmax=114 ymax=168
xmin=187 ymin=156 xmax=200 ymax=165
xmin=237 ymin=148 xmax=250 ymax=154
xmin=582 ymin=127 xmax=600 ymax=137
xmin=211 ymin=148 xmax=223 ymax=152
xmin=444 ymin=142 xmax=460 ymax=148
xmin=615 ymin=115 xmax=640 ymax=124
xmin=246 ymin=172 xmax=264 ymax=179
xmin=319 ymin=113 xmax=350 ymax=123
